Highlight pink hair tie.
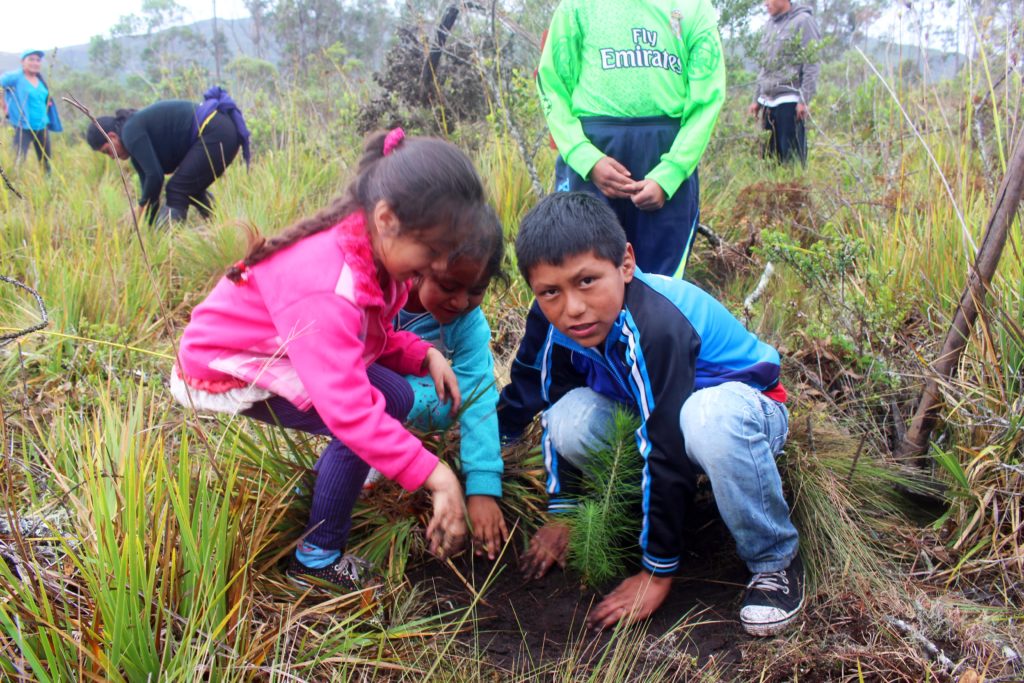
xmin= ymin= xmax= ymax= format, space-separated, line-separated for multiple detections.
xmin=383 ymin=127 xmax=405 ymax=156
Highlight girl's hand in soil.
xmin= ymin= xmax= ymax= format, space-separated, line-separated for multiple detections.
xmin=586 ymin=571 xmax=672 ymax=630
xmin=519 ymin=521 xmax=570 ymax=579
xmin=424 ymin=462 xmax=467 ymax=559
xmin=422 ymin=348 xmax=461 ymax=415
xmin=468 ymin=495 xmax=509 ymax=560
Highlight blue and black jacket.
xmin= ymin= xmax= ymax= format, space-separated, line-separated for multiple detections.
xmin=540 ymin=269 xmax=786 ymax=576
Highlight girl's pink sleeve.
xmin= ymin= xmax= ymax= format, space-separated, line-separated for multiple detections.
xmin=378 ymin=327 xmax=431 ymax=377
xmin=270 ymin=292 xmax=438 ymax=490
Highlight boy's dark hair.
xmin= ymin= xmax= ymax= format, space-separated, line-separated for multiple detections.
xmin=514 ymin=192 xmax=626 ymax=284
xmin=86 ymin=109 xmax=138 ymax=150
xmin=227 ymin=130 xmax=486 ymax=282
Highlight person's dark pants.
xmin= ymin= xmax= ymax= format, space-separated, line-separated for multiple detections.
xmin=13 ymin=127 xmax=51 ymax=173
xmin=571 ymin=115 xmax=700 ymax=278
xmin=762 ymin=103 xmax=806 ymax=166
xmin=242 ymin=364 xmax=414 ymax=551
xmin=162 ymin=112 xmax=240 ymax=223
xmin=498 ymin=116 xmax=701 ymax=439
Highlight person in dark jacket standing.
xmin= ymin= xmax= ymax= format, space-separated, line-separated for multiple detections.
xmin=86 ymin=89 xmax=250 ymax=225
xmin=748 ymin=0 xmax=820 ymax=165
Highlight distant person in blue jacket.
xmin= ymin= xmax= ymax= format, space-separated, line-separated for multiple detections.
xmin=1 ymin=49 xmax=63 ymax=174
xmin=85 ymin=87 xmax=251 ymax=225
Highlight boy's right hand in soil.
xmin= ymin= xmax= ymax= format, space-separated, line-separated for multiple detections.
xmin=519 ymin=521 xmax=570 ymax=579
xmin=424 ymin=462 xmax=467 ymax=559
xmin=589 ymin=156 xmax=639 ymax=199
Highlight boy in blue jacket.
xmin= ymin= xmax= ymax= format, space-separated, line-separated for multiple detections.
xmin=515 ymin=192 xmax=802 ymax=636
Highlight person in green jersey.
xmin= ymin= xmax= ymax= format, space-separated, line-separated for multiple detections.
xmin=537 ymin=0 xmax=725 ymax=278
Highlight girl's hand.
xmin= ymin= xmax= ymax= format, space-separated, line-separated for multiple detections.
xmin=422 ymin=347 xmax=461 ymax=414
xmin=423 ymin=461 xmax=467 ymax=559
xmin=467 ymin=495 xmax=509 ymax=561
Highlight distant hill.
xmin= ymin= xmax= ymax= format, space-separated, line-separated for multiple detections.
xmin=859 ymin=35 xmax=963 ymax=82
xmin=1 ymin=16 xmax=964 ymax=84
xmin=0 ymin=17 xmax=277 ymax=76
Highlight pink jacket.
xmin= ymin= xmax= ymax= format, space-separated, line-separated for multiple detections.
xmin=175 ymin=212 xmax=438 ymax=490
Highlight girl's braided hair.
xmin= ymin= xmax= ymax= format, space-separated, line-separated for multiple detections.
xmin=226 ymin=130 xmax=486 ymax=283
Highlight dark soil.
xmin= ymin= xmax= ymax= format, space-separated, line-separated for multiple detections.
xmin=406 ymin=501 xmax=750 ymax=674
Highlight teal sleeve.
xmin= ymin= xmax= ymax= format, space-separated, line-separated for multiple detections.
xmin=0 ymin=71 xmax=19 ymax=87
xmin=646 ymin=0 xmax=726 ymax=198
xmin=402 ymin=310 xmax=503 ymax=497
xmin=449 ymin=310 xmax=503 ymax=497
xmin=536 ymin=0 xmax=605 ymax=180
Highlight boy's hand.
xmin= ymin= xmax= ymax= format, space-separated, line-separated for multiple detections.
xmin=587 ymin=571 xmax=672 ymax=630
xmin=631 ymin=179 xmax=666 ymax=211
xmin=424 ymin=462 xmax=467 ymax=559
xmin=519 ymin=521 xmax=570 ymax=579
xmin=422 ymin=347 xmax=461 ymax=415
xmin=590 ymin=156 xmax=639 ymax=199
xmin=747 ymin=101 xmax=761 ymax=118
xmin=467 ymin=495 xmax=509 ymax=560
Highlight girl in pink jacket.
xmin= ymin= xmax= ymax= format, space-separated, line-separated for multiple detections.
xmin=172 ymin=129 xmax=489 ymax=592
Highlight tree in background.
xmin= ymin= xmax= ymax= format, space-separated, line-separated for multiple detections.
xmin=812 ymin=0 xmax=884 ymax=54
xmin=270 ymin=0 xmax=393 ymax=75
xmin=242 ymin=0 xmax=273 ymax=60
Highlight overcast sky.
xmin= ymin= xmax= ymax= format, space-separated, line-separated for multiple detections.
xmin=1 ymin=0 xmax=250 ymax=51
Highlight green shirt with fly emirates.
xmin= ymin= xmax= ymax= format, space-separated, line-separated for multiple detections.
xmin=537 ymin=0 xmax=726 ymax=198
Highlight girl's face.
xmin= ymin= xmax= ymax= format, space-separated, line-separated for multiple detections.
xmin=376 ymin=230 xmax=447 ymax=283
xmin=417 ymin=258 xmax=489 ymax=325
xmin=371 ymin=201 xmax=449 ymax=282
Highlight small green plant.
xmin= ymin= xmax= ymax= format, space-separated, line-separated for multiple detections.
xmin=565 ymin=408 xmax=643 ymax=588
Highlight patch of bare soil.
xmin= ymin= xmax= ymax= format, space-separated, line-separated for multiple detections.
xmin=407 ymin=500 xmax=750 ymax=675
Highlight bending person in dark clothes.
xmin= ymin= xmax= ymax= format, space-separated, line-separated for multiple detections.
xmin=86 ymin=90 xmax=250 ymax=225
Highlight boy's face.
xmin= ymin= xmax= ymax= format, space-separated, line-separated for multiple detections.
xmin=528 ymin=246 xmax=635 ymax=348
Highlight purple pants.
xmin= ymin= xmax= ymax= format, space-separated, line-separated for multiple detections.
xmin=242 ymin=363 xmax=414 ymax=551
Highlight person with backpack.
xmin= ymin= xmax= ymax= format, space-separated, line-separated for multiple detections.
xmin=85 ymin=87 xmax=251 ymax=225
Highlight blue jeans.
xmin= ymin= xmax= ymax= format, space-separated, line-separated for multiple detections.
xmin=544 ymin=382 xmax=798 ymax=573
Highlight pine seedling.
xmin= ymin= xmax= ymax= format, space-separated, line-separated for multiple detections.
xmin=566 ymin=407 xmax=643 ymax=587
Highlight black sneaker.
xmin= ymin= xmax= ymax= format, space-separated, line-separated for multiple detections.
xmin=740 ymin=553 xmax=805 ymax=637
xmin=287 ymin=553 xmax=382 ymax=597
